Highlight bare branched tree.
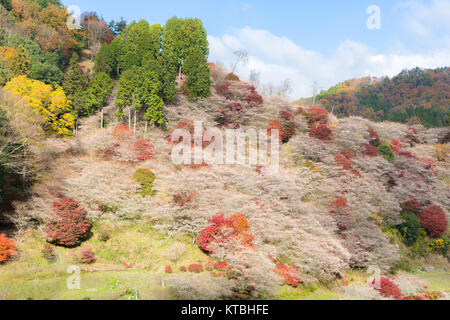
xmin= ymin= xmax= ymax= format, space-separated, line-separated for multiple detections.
xmin=231 ymin=49 xmax=249 ymax=73
xmin=278 ymin=78 xmax=293 ymax=97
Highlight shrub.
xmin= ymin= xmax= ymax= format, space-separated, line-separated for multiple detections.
xmin=165 ymin=265 xmax=173 ymax=273
xmin=420 ymin=205 xmax=448 ymax=238
xmin=225 ymin=72 xmax=240 ymax=81
xmin=198 ymin=213 xmax=253 ymax=254
xmin=361 ymin=143 xmax=378 ymax=157
xmin=309 ymin=122 xmax=333 ymax=141
xmin=245 ymin=86 xmax=263 ymax=107
xmin=130 ymin=139 xmax=155 ymax=162
xmin=166 ymin=273 xmax=233 ymax=300
xmin=214 ymin=262 xmax=231 ymax=272
xmin=267 ymin=120 xmax=284 ymax=143
xmin=390 ymin=140 xmax=402 ymax=153
xmin=41 ymin=243 xmax=57 ymax=263
xmin=98 ymin=230 xmax=110 ymax=242
xmin=377 ymin=144 xmax=395 ymax=163
xmin=96 ymin=143 xmax=120 ymax=160
xmin=335 ymin=154 xmax=353 ymax=170
xmin=397 ymin=214 xmax=421 ymax=246
xmin=113 ymin=124 xmax=131 ymax=140
xmin=400 ymin=197 xmax=422 ymax=216
xmin=274 ymin=263 xmax=300 ymax=287
xmin=132 ymin=168 xmax=156 ymax=197
xmin=0 ymin=233 xmax=17 ymax=263
xmin=179 ymin=266 xmax=187 ymax=272
xmin=340 ymin=149 xmax=354 ymax=160
xmin=296 ymin=107 xmax=316 ymax=127
xmin=44 ymin=197 xmax=91 ymax=247
xmin=215 ymin=83 xmax=232 ymax=99
xmin=307 ymin=106 xmax=328 ymax=123
xmin=429 ymin=239 xmax=449 ymax=257
xmin=330 ymin=197 xmax=350 ymax=231
xmin=368 ymin=128 xmax=381 ymax=147
xmin=371 ymin=277 xmax=402 ymax=299
xmin=439 ymin=131 xmax=450 ymax=144
xmin=397 ymin=151 xmax=416 ymax=159
xmin=279 ymin=110 xmax=296 ymax=143
xmin=169 ymin=121 xmax=195 ymax=144
xmin=405 ymin=129 xmax=419 ymax=147
xmin=188 ymin=264 xmax=203 ymax=273
xmin=172 ymin=191 xmax=197 ymax=207
xmin=76 ymin=247 xmax=95 ymax=264
xmin=434 ymin=144 xmax=449 ymax=162
xmin=164 ymin=243 xmax=187 ymax=262
xmin=216 ymin=103 xmax=244 ymax=128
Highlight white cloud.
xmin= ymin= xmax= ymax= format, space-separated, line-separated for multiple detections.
xmin=208 ymin=26 xmax=450 ymax=98
xmin=399 ymin=0 xmax=450 ymax=37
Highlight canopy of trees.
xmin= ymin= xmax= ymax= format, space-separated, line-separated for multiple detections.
xmin=5 ymin=75 xmax=74 ymax=136
xmin=94 ymin=17 xmax=211 ymax=125
xmin=316 ymin=67 xmax=450 ymax=128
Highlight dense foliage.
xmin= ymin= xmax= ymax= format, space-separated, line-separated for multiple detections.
xmin=315 ymin=67 xmax=450 ymax=127
xmin=44 ymin=197 xmax=91 ymax=247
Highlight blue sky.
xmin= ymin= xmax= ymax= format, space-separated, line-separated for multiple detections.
xmin=62 ymin=0 xmax=450 ymax=98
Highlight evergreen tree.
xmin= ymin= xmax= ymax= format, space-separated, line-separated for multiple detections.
xmin=84 ymin=72 xmax=114 ymax=116
xmin=11 ymin=45 xmax=31 ymax=76
xmin=63 ymin=54 xmax=89 ymax=118
xmin=116 ymin=67 xmax=164 ymax=126
xmin=184 ymin=48 xmax=211 ymax=100
xmin=94 ymin=44 xmax=117 ymax=78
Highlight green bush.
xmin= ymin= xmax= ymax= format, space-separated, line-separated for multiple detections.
xmin=397 ymin=214 xmax=421 ymax=246
xmin=132 ymin=168 xmax=156 ymax=197
xmin=378 ymin=144 xmax=395 ymax=163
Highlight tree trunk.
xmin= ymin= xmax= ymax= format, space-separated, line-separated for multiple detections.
xmin=128 ymin=108 xmax=131 ymax=129
xmin=100 ymin=109 xmax=104 ymax=133
xmin=133 ymin=111 xmax=136 ymax=138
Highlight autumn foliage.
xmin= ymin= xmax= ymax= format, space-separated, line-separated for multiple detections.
xmin=361 ymin=143 xmax=378 ymax=157
xmin=198 ymin=213 xmax=254 ymax=254
xmin=279 ymin=110 xmax=296 ymax=143
xmin=267 ymin=120 xmax=284 ymax=143
xmin=274 ymin=263 xmax=300 ymax=287
xmin=400 ymin=197 xmax=422 ymax=216
xmin=188 ymin=264 xmax=204 ymax=273
xmin=0 ymin=234 xmax=17 ymax=263
xmin=420 ymin=205 xmax=448 ymax=238
xmin=172 ymin=191 xmax=197 ymax=207
xmin=372 ymin=277 xmax=403 ymax=299
xmin=309 ymin=122 xmax=333 ymax=141
xmin=76 ymin=247 xmax=96 ymax=264
xmin=113 ymin=124 xmax=132 ymax=140
xmin=169 ymin=121 xmax=195 ymax=144
xmin=44 ymin=197 xmax=91 ymax=247
xmin=307 ymin=106 xmax=329 ymax=123
xmin=246 ymin=85 xmax=264 ymax=107
xmin=130 ymin=139 xmax=155 ymax=162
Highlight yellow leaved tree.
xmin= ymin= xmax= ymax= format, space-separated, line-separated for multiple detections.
xmin=5 ymin=76 xmax=74 ymax=136
xmin=0 ymin=46 xmax=16 ymax=62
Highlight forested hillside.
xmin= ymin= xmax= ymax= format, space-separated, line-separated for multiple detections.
xmin=0 ymin=0 xmax=448 ymax=301
xmin=299 ymin=67 xmax=450 ymax=128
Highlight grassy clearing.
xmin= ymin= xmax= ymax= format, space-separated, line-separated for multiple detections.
xmin=0 ymin=219 xmax=210 ymax=300
xmin=277 ymin=285 xmax=341 ymax=300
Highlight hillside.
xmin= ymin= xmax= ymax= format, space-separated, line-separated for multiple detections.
xmin=296 ymin=67 xmax=450 ymax=128
xmin=0 ymin=63 xmax=449 ymax=300
xmin=0 ymin=1 xmax=448 ymax=301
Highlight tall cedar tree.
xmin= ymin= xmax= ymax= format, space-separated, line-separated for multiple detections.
xmin=84 ymin=72 xmax=114 ymax=116
xmin=184 ymin=48 xmax=211 ymax=100
xmin=63 ymin=54 xmax=89 ymax=119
